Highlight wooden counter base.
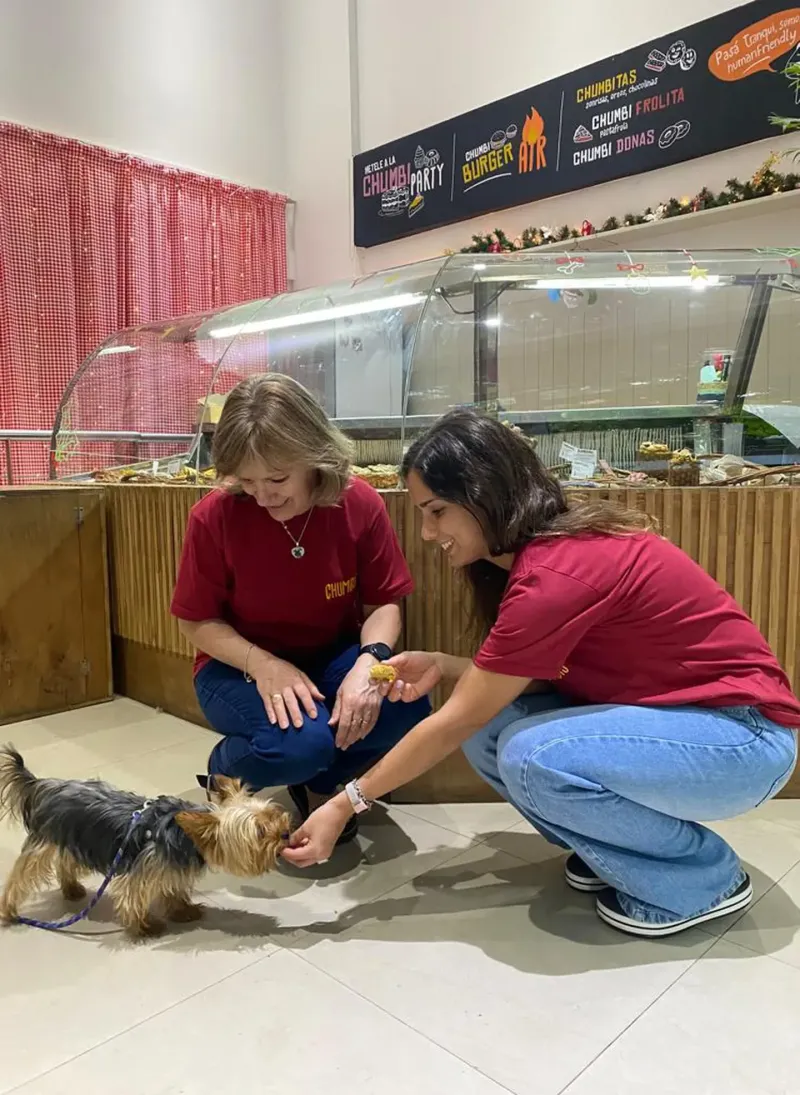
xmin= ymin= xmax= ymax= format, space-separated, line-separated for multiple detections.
xmin=106 ymin=484 xmax=800 ymax=800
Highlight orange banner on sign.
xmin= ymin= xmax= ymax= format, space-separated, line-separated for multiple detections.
xmin=709 ymin=9 xmax=800 ymax=80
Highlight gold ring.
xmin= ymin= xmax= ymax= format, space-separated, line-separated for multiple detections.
xmin=272 ymin=693 xmax=283 ymax=702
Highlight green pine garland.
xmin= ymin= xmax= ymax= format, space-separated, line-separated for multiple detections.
xmin=455 ymin=155 xmax=799 ymax=255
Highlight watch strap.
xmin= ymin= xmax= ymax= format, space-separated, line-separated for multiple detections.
xmin=344 ymin=780 xmax=372 ymax=814
xmin=359 ymin=642 xmax=392 ymax=662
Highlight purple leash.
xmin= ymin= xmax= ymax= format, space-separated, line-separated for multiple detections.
xmin=13 ymin=802 xmax=151 ymax=932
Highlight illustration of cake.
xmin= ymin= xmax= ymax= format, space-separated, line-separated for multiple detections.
xmin=379 ymin=186 xmax=410 ymax=217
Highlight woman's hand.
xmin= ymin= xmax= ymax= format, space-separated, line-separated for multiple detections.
xmin=330 ymin=657 xmax=382 ymax=750
xmin=281 ymin=796 xmax=352 ymax=867
xmin=252 ymin=653 xmax=325 ymax=730
xmin=382 ymin=651 xmax=443 ymax=703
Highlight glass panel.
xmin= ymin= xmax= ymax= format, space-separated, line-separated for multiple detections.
xmin=49 ymin=257 xmax=448 ymax=480
xmin=50 ymin=305 xmax=262 ymax=480
xmin=407 ymin=250 xmax=799 ymax=480
xmin=190 ymin=257 xmax=447 ymax=472
xmin=49 ymin=248 xmax=800 ymax=486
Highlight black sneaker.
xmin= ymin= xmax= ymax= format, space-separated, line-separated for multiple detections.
xmin=287 ymin=784 xmax=359 ymax=845
xmin=596 ymin=874 xmax=753 ymax=937
xmin=564 ymin=853 xmax=606 ymax=893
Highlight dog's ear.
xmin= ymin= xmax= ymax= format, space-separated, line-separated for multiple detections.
xmin=209 ymin=775 xmax=247 ymax=802
xmin=175 ymin=810 xmax=220 ymax=852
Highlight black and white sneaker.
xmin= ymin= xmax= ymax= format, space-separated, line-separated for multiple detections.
xmin=596 ymin=874 xmax=753 ymax=937
xmin=564 ymin=853 xmax=606 ymax=893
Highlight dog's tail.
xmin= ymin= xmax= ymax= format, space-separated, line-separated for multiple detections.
xmin=0 ymin=745 xmax=37 ymax=824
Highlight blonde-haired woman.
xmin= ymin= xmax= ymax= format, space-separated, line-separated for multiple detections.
xmin=171 ymin=374 xmax=429 ymax=844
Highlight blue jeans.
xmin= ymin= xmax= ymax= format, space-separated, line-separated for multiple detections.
xmin=463 ymin=693 xmax=798 ymax=923
xmin=196 ymin=644 xmax=430 ymax=795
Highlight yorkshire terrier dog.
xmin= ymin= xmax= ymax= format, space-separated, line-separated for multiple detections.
xmin=0 ymin=745 xmax=292 ymax=937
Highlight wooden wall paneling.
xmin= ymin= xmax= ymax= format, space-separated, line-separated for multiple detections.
xmin=0 ymin=487 xmax=111 ymax=723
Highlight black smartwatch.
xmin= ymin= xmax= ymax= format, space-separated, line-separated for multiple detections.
xmin=359 ymin=642 xmax=392 ymax=662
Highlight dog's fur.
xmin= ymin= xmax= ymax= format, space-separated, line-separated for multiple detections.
xmin=0 ymin=745 xmax=292 ymax=937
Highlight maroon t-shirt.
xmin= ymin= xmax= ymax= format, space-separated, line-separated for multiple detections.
xmin=171 ymin=477 xmax=413 ymax=674
xmin=475 ymin=532 xmax=800 ymax=728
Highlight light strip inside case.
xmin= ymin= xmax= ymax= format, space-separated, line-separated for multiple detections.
xmin=208 ymin=292 xmax=426 ymax=339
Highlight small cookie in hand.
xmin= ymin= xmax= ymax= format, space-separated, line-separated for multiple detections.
xmin=369 ymin=663 xmax=398 ymax=684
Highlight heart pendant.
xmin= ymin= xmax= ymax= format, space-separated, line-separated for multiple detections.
xmin=291 ymin=545 xmax=305 ymax=559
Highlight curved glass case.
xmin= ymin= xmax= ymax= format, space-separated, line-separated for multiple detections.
xmin=49 ymin=249 xmax=800 ymax=486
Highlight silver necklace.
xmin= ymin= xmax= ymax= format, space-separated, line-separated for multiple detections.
xmin=281 ymin=508 xmax=314 ymax=559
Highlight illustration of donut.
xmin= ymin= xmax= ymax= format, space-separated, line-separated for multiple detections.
xmin=658 ymin=119 xmax=691 ymax=149
xmin=679 ymin=46 xmax=697 ymax=71
xmin=666 ymin=40 xmax=686 ymax=65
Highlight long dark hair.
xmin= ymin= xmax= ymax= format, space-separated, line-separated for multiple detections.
xmin=401 ymin=410 xmax=653 ymax=636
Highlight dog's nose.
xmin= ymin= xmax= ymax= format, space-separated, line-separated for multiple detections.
xmin=281 ymin=831 xmax=290 ymax=842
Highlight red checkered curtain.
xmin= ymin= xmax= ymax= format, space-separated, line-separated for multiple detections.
xmin=0 ymin=123 xmax=288 ymax=483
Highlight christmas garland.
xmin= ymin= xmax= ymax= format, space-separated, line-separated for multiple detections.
xmin=456 ymin=155 xmax=798 ymax=254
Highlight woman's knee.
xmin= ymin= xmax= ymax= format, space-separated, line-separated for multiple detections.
xmin=497 ymin=729 xmax=579 ymax=820
xmin=252 ymin=713 xmax=337 ymax=784
xmin=465 ymin=696 xmax=567 ymax=779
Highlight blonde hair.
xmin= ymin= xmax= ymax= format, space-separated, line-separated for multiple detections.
xmin=213 ymin=374 xmax=353 ymax=506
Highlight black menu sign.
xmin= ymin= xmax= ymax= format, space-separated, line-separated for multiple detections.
xmin=354 ymin=0 xmax=800 ymax=246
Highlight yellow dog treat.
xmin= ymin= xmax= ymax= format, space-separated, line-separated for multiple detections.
xmin=369 ymin=663 xmax=397 ymax=684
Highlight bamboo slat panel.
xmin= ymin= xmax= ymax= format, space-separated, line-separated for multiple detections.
xmin=106 ymin=484 xmax=208 ymax=658
xmin=106 ymin=484 xmax=800 ymax=689
xmin=104 ymin=483 xmax=800 ymax=799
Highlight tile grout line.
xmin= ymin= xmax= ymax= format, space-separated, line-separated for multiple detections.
xmin=289 ymin=947 xmax=517 ymax=1095
xmin=556 ymin=844 xmax=800 ymax=1093
xmin=387 ymin=803 xmax=522 ymax=842
xmin=1 ymin=946 xmax=285 ymax=1095
xmin=555 ymin=930 xmax=721 ymax=1095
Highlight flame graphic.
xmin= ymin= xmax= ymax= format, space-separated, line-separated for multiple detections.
xmin=521 ymin=108 xmax=544 ymax=144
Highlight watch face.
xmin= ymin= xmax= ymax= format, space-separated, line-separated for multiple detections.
xmin=363 ymin=643 xmax=392 ymax=662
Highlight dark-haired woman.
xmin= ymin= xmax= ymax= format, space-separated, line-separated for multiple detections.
xmin=284 ymin=410 xmax=800 ymax=936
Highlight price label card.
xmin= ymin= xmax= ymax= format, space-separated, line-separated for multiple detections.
xmin=569 ymin=448 xmax=598 ymax=480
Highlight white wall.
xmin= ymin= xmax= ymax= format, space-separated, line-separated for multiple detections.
xmin=285 ymin=0 xmax=800 ymax=284
xmin=0 ymin=0 xmax=286 ymax=193
xmin=279 ymin=0 xmax=357 ymax=288
xmin=1 ymin=0 xmax=797 ymax=286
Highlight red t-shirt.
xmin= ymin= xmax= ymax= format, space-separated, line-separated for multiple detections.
xmin=171 ymin=477 xmax=413 ymax=674
xmin=475 ymin=532 xmax=800 ymax=728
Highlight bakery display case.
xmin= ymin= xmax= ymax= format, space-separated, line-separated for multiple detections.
xmin=45 ymin=249 xmax=800 ymax=799
xmin=49 ymin=248 xmax=800 ymax=489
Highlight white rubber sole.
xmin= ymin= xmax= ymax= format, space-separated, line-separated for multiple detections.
xmin=564 ymin=857 xmax=606 ymax=893
xmin=596 ymin=876 xmax=753 ymax=937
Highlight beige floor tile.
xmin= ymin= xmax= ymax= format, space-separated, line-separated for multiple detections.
xmin=0 ymin=717 xmax=69 ymax=751
xmin=200 ymin=806 xmax=473 ymax=933
xmin=0 ymin=905 xmax=279 ymax=1094
xmin=34 ymin=697 xmax=160 ymax=735
xmin=752 ymin=795 xmax=800 ymax=831
xmin=479 ymin=819 xmax=569 ymax=864
xmin=720 ymin=858 xmax=800 ymax=967
xmin=90 ymin=734 xmax=220 ymax=799
xmin=10 ymin=949 xmax=507 ymax=1095
xmin=391 ymin=800 xmax=521 ymax=839
xmin=491 ymin=812 xmax=800 ymax=939
xmin=698 ymin=814 xmax=800 ymax=936
xmin=561 ymin=939 xmax=800 ymax=1095
xmin=297 ymin=841 xmax=716 ymax=1095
